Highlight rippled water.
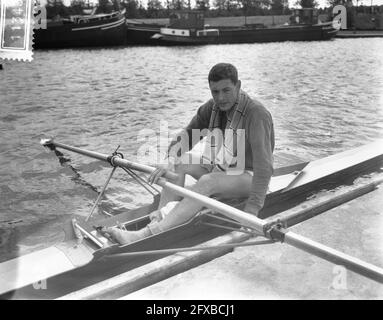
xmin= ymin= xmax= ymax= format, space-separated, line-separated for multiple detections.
xmin=1 ymin=38 xmax=383 ymax=261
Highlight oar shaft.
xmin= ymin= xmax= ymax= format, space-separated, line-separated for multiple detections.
xmin=44 ymin=140 xmax=178 ymax=181
xmin=51 ymin=141 xmax=109 ymax=162
xmin=283 ymin=231 xmax=383 ymax=284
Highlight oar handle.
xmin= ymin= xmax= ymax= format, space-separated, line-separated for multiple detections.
xmin=40 ymin=139 xmax=179 ymax=181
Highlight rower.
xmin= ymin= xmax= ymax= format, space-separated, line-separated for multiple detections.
xmin=103 ymin=63 xmax=275 ymax=244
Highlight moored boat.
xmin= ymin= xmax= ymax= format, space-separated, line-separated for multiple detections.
xmin=125 ymin=19 xmax=162 ymax=45
xmin=34 ymin=6 xmax=126 ymax=49
xmin=0 ymin=139 xmax=382 ymax=299
xmin=147 ymin=9 xmax=340 ymax=46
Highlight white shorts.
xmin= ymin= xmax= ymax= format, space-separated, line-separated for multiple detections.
xmin=201 ymin=163 xmax=253 ymax=176
xmin=182 ymin=151 xmax=253 ymax=176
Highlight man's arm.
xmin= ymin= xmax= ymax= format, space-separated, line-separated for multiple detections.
xmin=244 ymin=116 xmax=274 ymax=216
xmin=149 ymin=102 xmax=213 ymax=184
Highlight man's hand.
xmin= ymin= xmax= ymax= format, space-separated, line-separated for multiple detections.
xmin=148 ymin=163 xmax=170 ymax=185
xmin=244 ymin=203 xmax=260 ymax=217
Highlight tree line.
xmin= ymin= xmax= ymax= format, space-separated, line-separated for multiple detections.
xmin=122 ymin=0 xmax=324 ymax=18
xmin=44 ymin=0 xmax=346 ymax=19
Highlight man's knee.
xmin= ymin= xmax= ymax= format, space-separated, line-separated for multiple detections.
xmin=174 ymin=163 xmax=190 ymax=176
xmin=194 ymin=173 xmax=217 ymax=195
xmin=174 ymin=163 xmax=208 ymax=181
xmin=194 ymin=172 xmax=252 ymax=198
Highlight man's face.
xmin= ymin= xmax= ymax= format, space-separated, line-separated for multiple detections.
xmin=209 ymin=79 xmax=241 ymax=112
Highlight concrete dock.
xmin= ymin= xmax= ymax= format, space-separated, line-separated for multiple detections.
xmin=336 ymin=30 xmax=383 ymax=38
xmin=122 ymin=183 xmax=383 ymax=300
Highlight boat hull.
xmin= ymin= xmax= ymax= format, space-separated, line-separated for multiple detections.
xmin=145 ymin=23 xmax=338 ymax=46
xmin=1 ymin=141 xmax=382 ymax=299
xmin=34 ymin=14 xmax=126 ymax=49
xmin=126 ymin=21 xmax=162 ymax=45
xmin=0 ymin=241 xmax=93 ymax=297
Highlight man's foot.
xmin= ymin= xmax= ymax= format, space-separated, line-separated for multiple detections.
xmin=102 ymin=226 xmax=152 ymax=245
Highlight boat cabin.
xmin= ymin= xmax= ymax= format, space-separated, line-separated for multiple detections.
xmin=169 ymin=10 xmax=205 ymax=29
xmin=289 ymin=8 xmax=319 ymax=25
xmin=158 ymin=10 xmax=219 ymax=38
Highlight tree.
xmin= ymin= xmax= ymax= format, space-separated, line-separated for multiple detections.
xmin=213 ymin=0 xmax=226 ymax=10
xmin=120 ymin=0 xmax=140 ymax=18
xmin=326 ymin=0 xmax=346 ymax=6
xmin=213 ymin=0 xmax=242 ymax=11
xmin=171 ymin=0 xmax=187 ymax=10
xmin=147 ymin=0 xmax=163 ymax=10
xmin=270 ymin=0 xmax=286 ymax=14
xmin=241 ymin=0 xmax=271 ymax=15
xmin=294 ymin=0 xmax=318 ymax=8
xmin=196 ymin=0 xmax=210 ymax=10
xmin=146 ymin=0 xmax=163 ymax=17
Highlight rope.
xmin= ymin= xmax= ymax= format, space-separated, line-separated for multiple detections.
xmin=104 ymin=238 xmax=276 ymax=258
xmin=121 ymin=167 xmax=160 ymax=195
xmin=108 ymin=147 xmax=160 ymax=196
xmin=202 ymin=211 xmax=252 ymax=229
xmin=125 ymin=166 xmax=160 ymax=193
xmin=100 ymin=210 xmax=113 ymax=217
xmin=199 ymin=211 xmax=263 ymax=236
xmin=199 ymin=221 xmax=258 ymax=236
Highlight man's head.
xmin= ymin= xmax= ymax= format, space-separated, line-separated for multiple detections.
xmin=208 ymin=63 xmax=241 ymax=112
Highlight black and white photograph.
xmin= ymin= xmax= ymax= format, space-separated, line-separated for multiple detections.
xmin=0 ymin=0 xmax=382 ymax=303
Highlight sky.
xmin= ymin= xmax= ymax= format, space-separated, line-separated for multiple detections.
xmin=313 ymin=0 xmax=383 ymax=7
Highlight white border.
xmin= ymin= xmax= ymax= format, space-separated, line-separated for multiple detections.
xmin=0 ymin=0 xmax=33 ymax=61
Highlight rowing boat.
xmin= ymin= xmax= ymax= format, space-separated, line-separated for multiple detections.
xmin=1 ymin=139 xmax=382 ymax=299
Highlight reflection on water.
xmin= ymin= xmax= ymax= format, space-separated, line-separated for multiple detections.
xmin=0 ymin=38 xmax=382 ymax=260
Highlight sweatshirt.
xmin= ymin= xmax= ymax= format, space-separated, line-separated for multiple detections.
xmin=172 ymin=95 xmax=274 ymax=213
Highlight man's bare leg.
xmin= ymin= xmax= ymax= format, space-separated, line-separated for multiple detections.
xmin=157 ymin=163 xmax=209 ymax=209
xmin=152 ymin=172 xmax=252 ymax=231
xmin=105 ymin=172 xmax=252 ymax=244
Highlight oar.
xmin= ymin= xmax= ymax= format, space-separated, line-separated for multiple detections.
xmin=40 ymin=138 xmax=178 ymax=181
xmin=41 ymin=139 xmax=383 ymax=283
xmin=40 ymin=138 xmax=268 ymax=236
xmin=153 ymin=176 xmax=383 ymax=284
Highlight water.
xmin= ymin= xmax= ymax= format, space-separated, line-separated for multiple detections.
xmin=0 ymin=38 xmax=383 ymax=262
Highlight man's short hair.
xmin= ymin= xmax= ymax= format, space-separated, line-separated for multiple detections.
xmin=208 ymin=63 xmax=238 ymax=85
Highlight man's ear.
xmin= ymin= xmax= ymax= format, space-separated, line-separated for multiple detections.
xmin=236 ymin=80 xmax=241 ymax=91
